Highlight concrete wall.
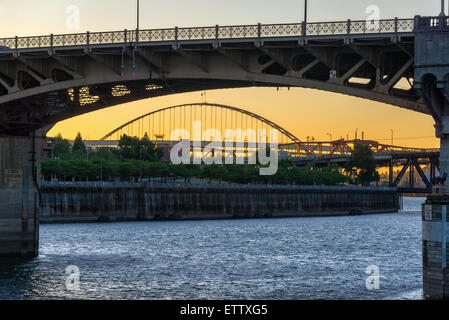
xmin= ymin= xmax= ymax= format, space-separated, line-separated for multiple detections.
xmin=0 ymin=133 xmax=43 ymax=258
xmin=422 ymin=195 xmax=449 ymax=299
xmin=40 ymin=182 xmax=399 ymax=223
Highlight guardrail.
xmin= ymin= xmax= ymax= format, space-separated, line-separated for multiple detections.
xmin=40 ymin=180 xmax=396 ymax=191
xmin=0 ymin=18 xmax=415 ymax=51
xmin=375 ymin=148 xmax=440 ymax=154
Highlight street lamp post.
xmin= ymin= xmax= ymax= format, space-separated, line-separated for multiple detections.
xmin=304 ymin=0 xmax=308 ymax=24
xmin=136 ymin=0 xmax=140 ymax=42
xmin=137 ymin=0 xmax=140 ymax=30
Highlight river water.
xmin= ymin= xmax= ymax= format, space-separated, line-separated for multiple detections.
xmin=0 ymin=197 xmax=425 ymax=300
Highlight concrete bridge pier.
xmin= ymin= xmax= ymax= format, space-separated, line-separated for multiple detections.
xmin=440 ymin=136 xmax=449 ymax=180
xmin=0 ymin=132 xmax=43 ymax=258
xmin=422 ymin=196 xmax=449 ymax=299
xmin=415 ymin=15 xmax=449 ymax=299
xmin=420 ymin=127 xmax=449 ymax=299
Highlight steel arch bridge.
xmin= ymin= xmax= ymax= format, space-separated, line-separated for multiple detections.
xmin=97 ymin=102 xmax=440 ymax=158
xmin=100 ymin=102 xmax=302 ymax=147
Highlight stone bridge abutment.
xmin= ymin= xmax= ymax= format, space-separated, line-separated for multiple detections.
xmin=0 ymin=130 xmax=46 ymax=258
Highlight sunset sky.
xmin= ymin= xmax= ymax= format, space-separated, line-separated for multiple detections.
xmin=0 ymin=0 xmax=444 ymax=147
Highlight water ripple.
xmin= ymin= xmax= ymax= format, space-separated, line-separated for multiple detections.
xmin=0 ymin=211 xmax=423 ymax=300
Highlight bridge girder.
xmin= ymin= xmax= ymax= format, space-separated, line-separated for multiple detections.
xmin=0 ymin=33 xmax=426 ymax=136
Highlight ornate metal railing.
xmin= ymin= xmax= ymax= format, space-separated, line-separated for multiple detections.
xmin=0 ymin=18 xmax=416 ymax=51
xmin=414 ymin=15 xmax=449 ymax=31
xmin=139 ymin=28 xmax=176 ymax=42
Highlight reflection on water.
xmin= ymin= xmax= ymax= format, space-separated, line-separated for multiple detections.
xmin=0 ymin=199 xmax=423 ymax=300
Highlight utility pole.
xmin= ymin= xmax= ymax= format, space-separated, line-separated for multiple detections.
xmin=137 ymin=0 xmax=140 ymax=30
xmin=304 ymin=0 xmax=308 ymax=24
xmin=100 ymin=148 xmax=103 ymax=182
xmin=136 ymin=0 xmax=140 ymax=42
xmin=139 ymin=147 xmax=142 ymax=182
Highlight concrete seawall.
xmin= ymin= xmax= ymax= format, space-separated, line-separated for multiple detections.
xmin=40 ymin=182 xmax=399 ymax=223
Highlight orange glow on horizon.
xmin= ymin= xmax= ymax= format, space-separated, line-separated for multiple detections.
xmin=48 ymin=87 xmax=439 ymax=149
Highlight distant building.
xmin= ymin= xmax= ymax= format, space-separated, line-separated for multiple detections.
xmin=41 ymin=137 xmax=57 ymax=159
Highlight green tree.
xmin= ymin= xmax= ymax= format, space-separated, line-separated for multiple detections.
xmin=344 ymin=144 xmax=380 ymax=186
xmin=52 ymin=133 xmax=71 ymax=159
xmin=171 ymin=164 xmax=202 ymax=183
xmin=41 ymin=158 xmax=61 ymax=178
xmin=202 ymin=165 xmax=229 ymax=183
xmin=147 ymin=161 xmax=170 ymax=180
xmin=72 ymin=132 xmax=87 ymax=158
xmin=118 ymin=134 xmax=163 ymax=162
xmin=118 ymin=160 xmax=140 ymax=181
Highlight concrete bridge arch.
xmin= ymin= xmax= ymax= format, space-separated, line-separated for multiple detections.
xmin=0 ymin=18 xmax=429 ymax=136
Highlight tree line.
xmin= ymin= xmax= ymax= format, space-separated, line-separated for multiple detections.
xmin=41 ymin=133 xmax=379 ymax=186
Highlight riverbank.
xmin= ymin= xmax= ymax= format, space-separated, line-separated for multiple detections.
xmin=40 ymin=209 xmax=398 ymax=224
xmin=39 ymin=182 xmax=399 ymax=224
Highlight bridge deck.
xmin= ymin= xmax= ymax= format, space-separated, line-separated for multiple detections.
xmin=0 ymin=19 xmax=415 ymax=54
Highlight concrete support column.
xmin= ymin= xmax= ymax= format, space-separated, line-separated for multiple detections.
xmin=441 ymin=135 xmax=449 ymax=181
xmin=0 ymin=133 xmax=42 ymax=258
xmin=423 ymin=195 xmax=449 ymax=299
xmin=414 ymin=15 xmax=449 ymax=300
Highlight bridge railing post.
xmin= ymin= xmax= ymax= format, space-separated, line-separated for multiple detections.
xmin=86 ymin=31 xmax=90 ymax=46
xmin=347 ymin=19 xmax=351 ymax=35
xmin=14 ymin=36 xmax=18 ymax=51
xmin=175 ymin=26 xmax=178 ymax=44
xmin=50 ymin=34 xmax=53 ymax=52
xmin=440 ymin=14 xmax=446 ymax=30
xmin=257 ymin=23 xmax=261 ymax=40
xmin=135 ymin=28 xmax=139 ymax=43
xmin=394 ymin=17 xmax=398 ymax=34
xmin=124 ymin=29 xmax=127 ymax=45
xmin=302 ymin=21 xmax=306 ymax=37
xmin=413 ymin=15 xmax=421 ymax=31
xmin=215 ymin=24 xmax=219 ymax=47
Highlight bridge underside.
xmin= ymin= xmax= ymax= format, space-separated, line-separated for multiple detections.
xmin=0 ymin=34 xmax=427 ymax=136
xmin=0 ymin=79 xmax=259 ymax=136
